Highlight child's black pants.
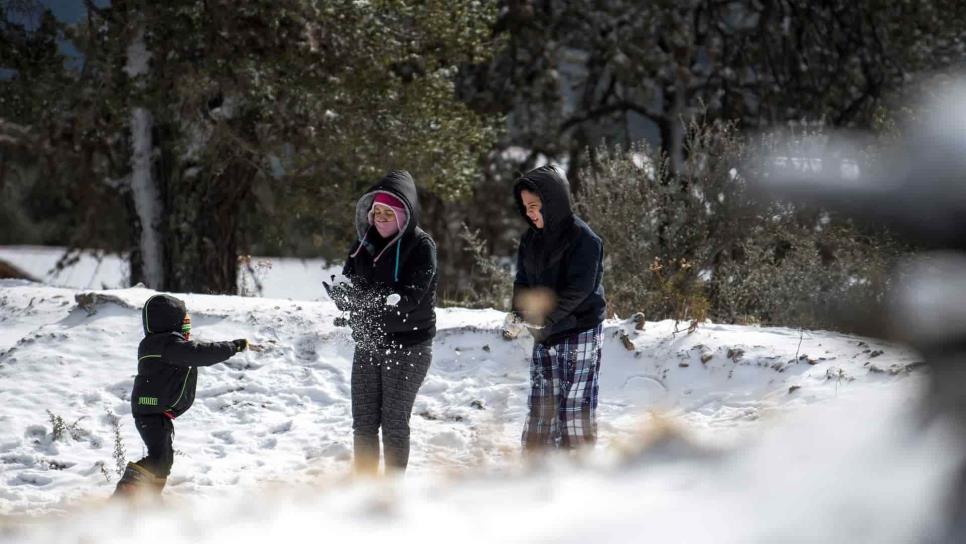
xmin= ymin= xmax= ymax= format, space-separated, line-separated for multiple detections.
xmin=134 ymin=414 xmax=174 ymax=478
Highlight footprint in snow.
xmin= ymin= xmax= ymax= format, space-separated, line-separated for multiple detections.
xmin=14 ymin=472 xmax=54 ymax=486
xmin=294 ymin=334 xmax=321 ymax=362
xmin=270 ymin=420 xmax=293 ymax=434
xmin=211 ymin=430 xmax=235 ymax=444
xmin=207 ymin=443 xmax=227 ymax=459
xmin=303 ymin=442 xmax=351 ymax=462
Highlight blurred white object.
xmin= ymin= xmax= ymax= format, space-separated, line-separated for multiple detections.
xmin=888 ymin=252 xmax=966 ymax=347
xmin=752 ymin=76 xmax=966 ymax=250
xmin=501 ymin=312 xmax=525 ymax=340
xmin=386 ymin=293 xmax=401 ymax=307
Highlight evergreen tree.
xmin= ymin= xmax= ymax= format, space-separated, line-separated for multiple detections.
xmin=459 ymin=0 xmax=966 ymax=187
xmin=1 ymin=0 xmax=499 ymax=293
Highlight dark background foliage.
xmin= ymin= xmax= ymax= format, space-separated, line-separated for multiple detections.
xmin=2 ymin=0 xmax=964 ymax=329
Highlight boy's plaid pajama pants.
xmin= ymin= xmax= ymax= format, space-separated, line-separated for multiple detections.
xmin=522 ymin=323 xmax=603 ymax=450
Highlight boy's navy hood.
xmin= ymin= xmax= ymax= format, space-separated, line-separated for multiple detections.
xmin=142 ymin=294 xmax=187 ymax=335
xmin=353 ymin=170 xmax=421 ymax=240
xmin=513 ymin=165 xmax=574 ymax=235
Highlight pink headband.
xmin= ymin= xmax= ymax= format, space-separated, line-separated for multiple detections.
xmin=373 ymin=192 xmax=404 ymax=210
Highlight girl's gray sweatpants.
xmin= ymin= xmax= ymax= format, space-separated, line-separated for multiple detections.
xmin=351 ymin=339 xmax=432 ymax=473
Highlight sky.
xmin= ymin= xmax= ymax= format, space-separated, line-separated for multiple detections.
xmin=2 ymin=0 xmax=110 ymax=73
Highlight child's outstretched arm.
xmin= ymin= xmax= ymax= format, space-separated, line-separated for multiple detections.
xmin=163 ymin=336 xmax=248 ymax=367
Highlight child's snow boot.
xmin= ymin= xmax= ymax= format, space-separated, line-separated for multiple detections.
xmin=150 ymin=475 xmax=167 ymax=495
xmin=112 ymin=461 xmax=165 ymax=498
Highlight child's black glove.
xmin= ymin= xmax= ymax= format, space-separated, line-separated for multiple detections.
xmin=323 ymin=277 xmax=353 ymax=311
xmin=232 ymin=339 xmax=249 ymax=352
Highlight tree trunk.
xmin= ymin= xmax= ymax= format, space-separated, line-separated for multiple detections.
xmin=420 ymin=190 xmax=460 ymax=299
xmin=128 ymin=106 xmax=165 ymax=288
xmin=126 ymin=27 xmax=165 ymax=289
xmin=163 ymin=158 xmax=255 ymax=295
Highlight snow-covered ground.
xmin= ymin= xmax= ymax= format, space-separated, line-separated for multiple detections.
xmin=0 ymin=278 xmax=957 ymax=543
xmin=0 ymin=246 xmax=959 ymax=541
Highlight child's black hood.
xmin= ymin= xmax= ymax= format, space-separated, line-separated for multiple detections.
xmin=353 ymin=170 xmax=421 ymax=240
xmin=513 ymin=165 xmax=574 ymax=235
xmin=141 ymin=294 xmax=187 ymax=335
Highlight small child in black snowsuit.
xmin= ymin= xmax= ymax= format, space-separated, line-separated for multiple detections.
xmin=113 ymin=294 xmax=249 ymax=496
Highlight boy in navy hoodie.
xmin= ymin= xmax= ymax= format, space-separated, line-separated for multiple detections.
xmin=509 ymin=165 xmax=606 ymax=452
xmin=113 ymin=294 xmax=249 ymax=496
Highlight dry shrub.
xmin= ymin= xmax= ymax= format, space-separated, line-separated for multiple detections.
xmin=443 ymin=223 xmax=513 ymax=309
xmin=577 ymin=120 xmax=904 ymax=330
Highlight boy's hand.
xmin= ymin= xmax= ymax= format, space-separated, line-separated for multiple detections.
xmin=527 ymin=324 xmax=548 ymax=344
xmin=232 ymin=339 xmax=249 ymax=352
